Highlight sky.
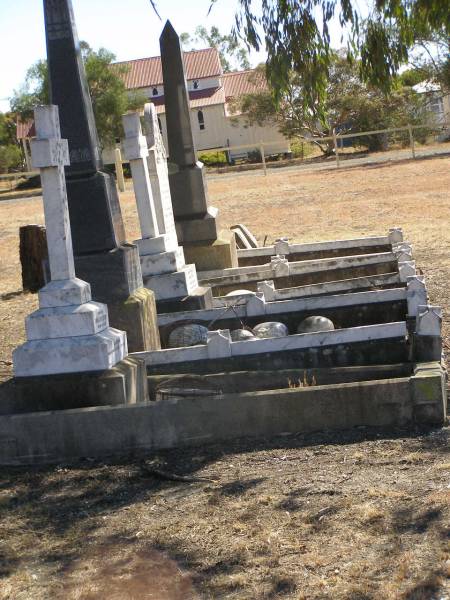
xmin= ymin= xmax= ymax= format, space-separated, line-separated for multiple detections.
xmin=0 ymin=0 xmax=348 ymax=114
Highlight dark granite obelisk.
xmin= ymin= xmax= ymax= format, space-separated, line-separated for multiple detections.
xmin=42 ymin=0 xmax=160 ymax=352
xmin=159 ymin=21 xmax=237 ymax=271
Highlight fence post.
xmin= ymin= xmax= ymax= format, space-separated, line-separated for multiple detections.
xmin=408 ymin=124 xmax=416 ymax=159
xmin=114 ymin=147 xmax=125 ymax=192
xmin=333 ymin=128 xmax=340 ymax=168
xmin=260 ymin=141 xmax=267 ymax=176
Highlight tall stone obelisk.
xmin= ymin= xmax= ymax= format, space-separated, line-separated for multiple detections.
xmin=43 ymin=0 xmax=160 ymax=352
xmin=159 ymin=21 xmax=237 ymax=272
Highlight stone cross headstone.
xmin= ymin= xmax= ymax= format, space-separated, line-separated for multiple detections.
xmin=13 ymin=105 xmax=127 ymax=377
xmin=122 ymin=111 xmax=200 ymax=302
xmin=143 ymin=102 xmax=177 ymax=244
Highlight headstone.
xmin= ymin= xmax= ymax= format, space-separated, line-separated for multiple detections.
xmin=122 ymin=111 xmax=212 ymax=309
xmin=43 ymin=0 xmax=158 ymax=352
xmin=143 ymin=103 xmax=177 ymax=244
xmin=159 ymin=21 xmax=237 ymax=271
xmin=13 ymin=105 xmax=127 ymax=377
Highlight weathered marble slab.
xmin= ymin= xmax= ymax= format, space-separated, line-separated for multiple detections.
xmin=14 ymin=328 xmax=127 ymax=377
xmin=157 ymin=288 xmax=407 ymax=328
xmin=133 ymin=321 xmax=408 ymax=366
xmin=143 ymin=264 xmax=199 ymax=300
xmin=198 ymin=252 xmax=399 ymax=287
xmin=237 ymin=228 xmax=404 ymax=259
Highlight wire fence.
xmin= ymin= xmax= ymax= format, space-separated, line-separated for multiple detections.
xmin=2 ymin=120 xmax=449 ymax=193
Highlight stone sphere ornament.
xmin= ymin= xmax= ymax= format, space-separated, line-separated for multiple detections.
xmin=297 ymin=316 xmax=335 ymax=334
xmin=225 ymin=289 xmax=255 ymax=297
xmin=168 ymin=324 xmax=208 ymax=348
xmin=230 ymin=328 xmax=256 ymax=341
xmin=253 ymin=321 xmax=288 ymax=339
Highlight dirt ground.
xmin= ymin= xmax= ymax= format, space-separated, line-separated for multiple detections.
xmin=0 ymin=155 xmax=449 ymax=599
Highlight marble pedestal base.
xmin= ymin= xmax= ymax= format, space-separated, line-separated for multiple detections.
xmin=13 ymin=327 xmax=127 ymax=377
xmin=1 ymin=357 xmax=148 ymax=414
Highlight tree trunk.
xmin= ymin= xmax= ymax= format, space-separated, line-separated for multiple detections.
xmin=19 ymin=225 xmax=48 ymax=292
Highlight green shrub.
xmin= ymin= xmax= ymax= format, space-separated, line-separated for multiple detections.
xmin=198 ymin=150 xmax=228 ymax=166
xmin=0 ymin=144 xmax=23 ymax=174
xmin=290 ymin=139 xmax=315 ymax=158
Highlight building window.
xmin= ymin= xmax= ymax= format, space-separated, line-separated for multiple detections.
xmin=157 ymin=117 xmax=162 ymax=134
xmin=193 ymin=80 xmax=199 ymax=90
xmin=152 ymin=87 xmax=158 ymax=96
xmin=197 ymin=110 xmax=205 ymax=130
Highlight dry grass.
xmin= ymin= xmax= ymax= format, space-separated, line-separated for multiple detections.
xmin=0 ymin=155 xmax=449 ymax=599
xmin=0 ymin=430 xmax=449 ymax=599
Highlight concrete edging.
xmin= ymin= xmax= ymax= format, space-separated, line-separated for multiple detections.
xmin=0 ymin=363 xmax=445 ymax=465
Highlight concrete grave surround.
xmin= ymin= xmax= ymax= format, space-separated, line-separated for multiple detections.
xmin=13 ymin=105 xmax=127 ymax=377
xmin=237 ymin=228 xmax=404 ymax=266
xmin=122 ymin=111 xmax=202 ymax=301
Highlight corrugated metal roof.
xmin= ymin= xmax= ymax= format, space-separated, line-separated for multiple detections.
xmin=222 ymin=69 xmax=267 ymax=99
xmin=154 ymin=86 xmax=226 ymax=114
xmin=113 ymin=47 xmax=222 ymax=90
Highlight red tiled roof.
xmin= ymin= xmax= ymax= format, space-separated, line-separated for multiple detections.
xmin=16 ymin=119 xmax=35 ymax=140
xmin=113 ymin=47 xmax=222 ymax=90
xmin=222 ymin=69 xmax=267 ymax=99
xmin=153 ymin=86 xmax=225 ymax=114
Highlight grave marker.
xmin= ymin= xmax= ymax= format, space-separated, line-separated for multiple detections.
xmin=159 ymin=21 xmax=237 ymax=271
xmin=122 ymin=111 xmax=212 ymax=309
xmin=43 ymin=0 xmax=159 ymax=352
xmin=13 ymin=105 xmax=127 ymax=377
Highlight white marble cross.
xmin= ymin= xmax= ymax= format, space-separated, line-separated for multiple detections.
xmin=143 ymin=102 xmax=177 ymax=242
xmin=31 ymin=105 xmax=74 ymax=281
xmin=13 ymin=105 xmax=127 ymax=376
xmin=121 ymin=109 xmax=199 ymax=300
xmin=122 ymin=112 xmax=160 ymax=240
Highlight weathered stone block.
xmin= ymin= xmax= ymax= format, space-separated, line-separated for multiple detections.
xmin=410 ymin=365 xmax=446 ymax=425
xmin=143 ymin=264 xmax=198 ymax=300
xmin=140 ymin=246 xmax=186 ymax=276
xmin=175 ymin=206 xmax=219 ymax=243
xmin=183 ymin=230 xmax=238 ymax=272
xmin=39 ymin=277 xmax=91 ymax=308
xmin=0 ymin=356 xmax=148 ymax=415
xmin=26 ymin=301 xmax=108 ymax=340
xmin=107 ymin=287 xmax=160 ymax=352
xmin=74 ymin=243 xmax=143 ymax=304
xmin=13 ymin=327 xmax=127 ymax=377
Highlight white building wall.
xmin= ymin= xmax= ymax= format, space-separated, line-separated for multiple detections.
xmin=103 ymin=99 xmax=290 ymax=164
xmin=158 ymin=104 xmax=289 ymax=158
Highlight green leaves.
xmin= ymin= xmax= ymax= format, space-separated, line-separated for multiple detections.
xmin=9 ymin=44 xmax=143 ymax=149
xmin=231 ymin=0 xmax=449 ymax=109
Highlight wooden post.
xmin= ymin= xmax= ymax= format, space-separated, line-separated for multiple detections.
xmin=333 ymin=128 xmax=340 ymax=168
xmin=408 ymin=124 xmax=416 ymax=159
xmin=19 ymin=225 xmax=48 ymax=292
xmin=260 ymin=141 xmax=267 ymax=176
xmin=21 ymin=138 xmax=32 ymax=172
xmin=115 ymin=147 xmax=125 ymax=192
